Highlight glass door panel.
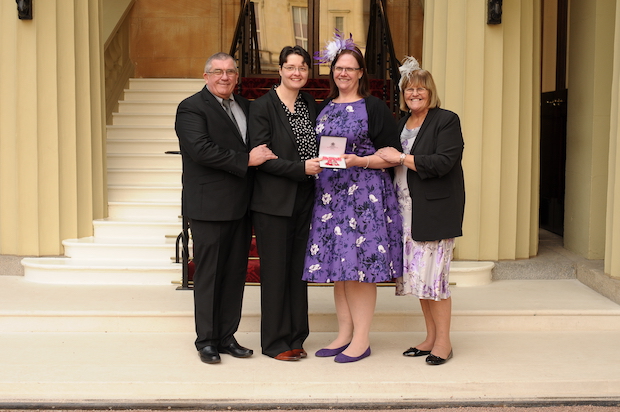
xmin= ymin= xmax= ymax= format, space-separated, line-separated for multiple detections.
xmin=248 ymin=0 xmax=370 ymax=76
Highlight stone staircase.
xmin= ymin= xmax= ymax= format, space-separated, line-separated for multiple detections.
xmin=20 ymin=78 xmax=493 ymax=286
xmin=20 ymin=79 xmax=206 ymax=285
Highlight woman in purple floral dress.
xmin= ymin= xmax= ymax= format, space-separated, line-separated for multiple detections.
xmin=303 ymin=36 xmax=402 ymax=363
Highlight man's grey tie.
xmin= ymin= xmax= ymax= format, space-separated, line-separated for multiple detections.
xmin=222 ymin=99 xmax=241 ymax=134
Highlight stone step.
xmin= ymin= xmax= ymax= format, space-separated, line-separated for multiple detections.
xmin=107 ymin=169 xmax=180 ymax=185
xmin=122 ymin=89 xmax=198 ymax=102
xmin=106 ymin=153 xmax=182 ymax=169
xmin=4 ymin=279 xmax=620 ymax=333
xmin=93 ymin=218 xmax=181 ymax=239
xmin=62 ymin=237 xmax=177 ymax=261
xmin=107 ymin=185 xmax=181 ymax=202
xmin=128 ymin=78 xmax=203 ymax=90
xmin=106 ymin=125 xmax=177 ymax=140
xmin=107 ymin=139 xmax=179 ymax=155
xmin=112 ymin=112 xmax=176 ymax=126
xmin=19 ymin=259 xmax=180 ymax=286
xmin=117 ymin=100 xmax=180 ymax=113
xmin=107 ymin=200 xmax=181 ymax=220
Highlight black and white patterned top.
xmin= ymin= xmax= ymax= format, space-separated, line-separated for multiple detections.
xmin=277 ymin=87 xmax=318 ymax=162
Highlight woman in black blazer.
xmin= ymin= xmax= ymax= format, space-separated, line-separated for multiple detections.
xmin=377 ymin=57 xmax=465 ymax=365
xmin=249 ymin=46 xmax=323 ymax=361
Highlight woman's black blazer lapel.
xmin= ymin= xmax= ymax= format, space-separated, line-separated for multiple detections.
xmin=411 ymin=107 xmax=439 ymax=153
xmin=268 ymin=89 xmax=298 ymax=148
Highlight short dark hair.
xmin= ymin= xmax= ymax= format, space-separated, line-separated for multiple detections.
xmin=279 ymin=45 xmax=312 ymax=68
xmin=326 ymin=47 xmax=370 ymax=100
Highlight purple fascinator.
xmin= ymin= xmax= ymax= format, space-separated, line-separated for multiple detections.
xmin=314 ymin=30 xmax=358 ymax=64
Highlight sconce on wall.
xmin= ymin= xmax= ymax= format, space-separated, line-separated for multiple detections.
xmin=487 ymin=0 xmax=502 ymax=24
xmin=16 ymin=0 xmax=33 ymax=20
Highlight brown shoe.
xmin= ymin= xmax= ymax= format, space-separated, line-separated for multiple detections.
xmin=274 ymin=350 xmax=301 ymax=361
xmin=292 ymin=348 xmax=307 ymax=358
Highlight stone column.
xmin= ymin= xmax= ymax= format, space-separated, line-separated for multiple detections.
xmin=564 ymin=0 xmax=615 ymax=260
xmin=422 ymin=0 xmax=541 ymax=261
xmin=605 ymin=0 xmax=620 ymax=278
xmin=0 ymin=0 xmax=106 ymax=256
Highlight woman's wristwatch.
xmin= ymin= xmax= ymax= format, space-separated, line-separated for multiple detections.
xmin=399 ymin=152 xmax=407 ymax=166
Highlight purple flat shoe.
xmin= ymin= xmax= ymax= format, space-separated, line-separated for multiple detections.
xmin=334 ymin=347 xmax=371 ymax=363
xmin=315 ymin=343 xmax=350 ymax=357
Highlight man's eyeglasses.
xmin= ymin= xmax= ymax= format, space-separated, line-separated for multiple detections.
xmin=404 ymin=87 xmax=427 ymax=94
xmin=334 ymin=67 xmax=361 ymax=73
xmin=207 ymin=69 xmax=238 ymax=77
xmin=282 ymin=66 xmax=308 ymax=73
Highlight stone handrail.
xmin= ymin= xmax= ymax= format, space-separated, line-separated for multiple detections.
xmin=104 ymin=0 xmax=136 ymax=124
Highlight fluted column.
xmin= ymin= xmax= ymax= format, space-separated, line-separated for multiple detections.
xmin=605 ymin=0 xmax=620 ymax=278
xmin=0 ymin=0 xmax=106 ymax=256
xmin=564 ymin=0 xmax=615 ymax=260
xmin=422 ymin=0 xmax=541 ymax=261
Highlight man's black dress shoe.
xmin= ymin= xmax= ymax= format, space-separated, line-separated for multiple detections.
xmin=218 ymin=342 xmax=253 ymax=358
xmin=403 ymin=347 xmax=432 ymax=357
xmin=426 ymin=350 xmax=453 ymax=365
xmin=198 ymin=346 xmax=221 ymax=364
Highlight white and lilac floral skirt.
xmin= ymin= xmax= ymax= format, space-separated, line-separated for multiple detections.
xmin=395 ymin=237 xmax=454 ymax=300
xmin=393 ymin=163 xmax=454 ymax=300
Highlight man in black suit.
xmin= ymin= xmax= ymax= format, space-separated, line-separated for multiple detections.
xmin=175 ymin=52 xmax=277 ymax=364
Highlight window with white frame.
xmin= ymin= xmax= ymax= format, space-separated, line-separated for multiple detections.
xmin=292 ymin=6 xmax=308 ymax=49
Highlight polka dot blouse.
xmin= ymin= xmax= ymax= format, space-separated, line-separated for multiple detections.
xmin=277 ymin=88 xmax=318 ymax=162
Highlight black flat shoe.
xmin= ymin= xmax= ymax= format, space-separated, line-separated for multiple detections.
xmin=218 ymin=342 xmax=253 ymax=358
xmin=426 ymin=350 xmax=453 ymax=365
xmin=198 ymin=345 xmax=221 ymax=364
xmin=403 ymin=347 xmax=432 ymax=357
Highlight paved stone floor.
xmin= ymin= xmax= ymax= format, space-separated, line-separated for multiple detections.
xmin=2 ymin=406 xmax=620 ymax=411
xmin=1 ymin=231 xmax=620 ymax=409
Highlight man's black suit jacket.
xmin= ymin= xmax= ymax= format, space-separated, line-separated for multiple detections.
xmin=175 ymin=86 xmax=252 ymax=221
xmin=249 ymin=89 xmax=317 ymax=217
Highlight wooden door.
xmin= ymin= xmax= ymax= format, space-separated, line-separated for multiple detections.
xmin=539 ymin=89 xmax=567 ymax=235
xmin=539 ymin=0 xmax=568 ymax=236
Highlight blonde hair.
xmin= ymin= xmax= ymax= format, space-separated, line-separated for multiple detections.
xmin=399 ymin=69 xmax=441 ymax=112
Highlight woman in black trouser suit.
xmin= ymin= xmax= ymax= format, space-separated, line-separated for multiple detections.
xmin=249 ymin=45 xmax=323 ymax=361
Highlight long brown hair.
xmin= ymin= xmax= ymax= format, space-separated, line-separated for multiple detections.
xmin=326 ymin=47 xmax=370 ymax=100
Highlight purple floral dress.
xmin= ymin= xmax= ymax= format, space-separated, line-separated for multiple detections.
xmin=303 ymin=99 xmax=403 ymax=283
